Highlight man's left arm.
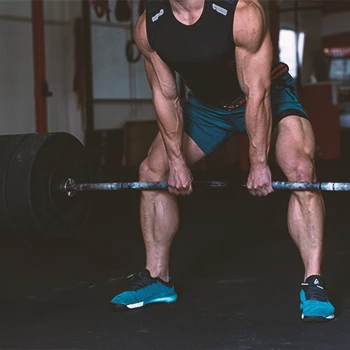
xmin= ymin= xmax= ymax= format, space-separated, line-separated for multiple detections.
xmin=234 ymin=0 xmax=273 ymax=197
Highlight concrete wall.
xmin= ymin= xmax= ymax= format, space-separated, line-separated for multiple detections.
xmin=46 ymin=0 xmax=84 ymax=142
xmin=0 ymin=0 xmax=84 ymax=142
xmin=91 ymin=0 xmax=155 ymax=131
xmin=322 ymin=12 xmax=350 ymax=36
xmin=0 ymin=1 xmax=35 ymax=134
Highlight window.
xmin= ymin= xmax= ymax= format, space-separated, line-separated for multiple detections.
xmin=279 ymin=29 xmax=305 ymax=78
xmin=329 ymin=58 xmax=350 ymax=81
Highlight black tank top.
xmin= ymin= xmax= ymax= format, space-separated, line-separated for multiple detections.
xmin=146 ymin=0 xmax=243 ymax=106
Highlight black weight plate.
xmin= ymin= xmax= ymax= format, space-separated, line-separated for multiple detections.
xmin=0 ymin=134 xmax=32 ymax=241
xmin=6 ymin=132 xmax=92 ymax=243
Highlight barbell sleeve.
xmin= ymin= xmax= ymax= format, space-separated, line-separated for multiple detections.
xmin=272 ymin=181 xmax=350 ymax=191
xmin=64 ymin=179 xmax=350 ymax=195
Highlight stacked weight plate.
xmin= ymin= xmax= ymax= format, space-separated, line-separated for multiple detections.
xmin=0 ymin=134 xmax=32 ymax=242
xmin=0 ymin=132 xmax=92 ymax=244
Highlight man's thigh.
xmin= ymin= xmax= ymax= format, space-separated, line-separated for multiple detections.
xmin=269 ymin=70 xmax=316 ymax=171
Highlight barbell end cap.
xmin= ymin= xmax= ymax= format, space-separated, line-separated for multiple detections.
xmin=62 ymin=178 xmax=76 ymax=198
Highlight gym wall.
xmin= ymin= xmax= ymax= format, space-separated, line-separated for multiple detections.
xmin=322 ymin=12 xmax=350 ymax=37
xmin=0 ymin=0 xmax=83 ymax=142
xmin=0 ymin=1 xmax=348 ymax=141
xmin=278 ymin=3 xmax=350 ymax=85
xmin=278 ymin=4 xmax=322 ymax=85
xmin=91 ymin=0 xmax=154 ymax=131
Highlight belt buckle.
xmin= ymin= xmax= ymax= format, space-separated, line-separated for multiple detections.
xmin=223 ymin=97 xmax=246 ymax=111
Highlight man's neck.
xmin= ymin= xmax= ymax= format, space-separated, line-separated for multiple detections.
xmin=169 ymin=0 xmax=205 ymax=13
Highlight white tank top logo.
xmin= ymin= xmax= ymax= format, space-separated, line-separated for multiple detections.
xmin=212 ymin=3 xmax=228 ymax=16
xmin=152 ymin=9 xmax=164 ymax=22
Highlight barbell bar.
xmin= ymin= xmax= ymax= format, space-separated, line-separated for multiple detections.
xmin=63 ymin=179 xmax=350 ymax=195
xmin=1 ymin=131 xmax=349 ymax=244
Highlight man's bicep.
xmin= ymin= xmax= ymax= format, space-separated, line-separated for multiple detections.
xmin=234 ymin=1 xmax=273 ymax=96
xmin=235 ymin=38 xmax=272 ymax=97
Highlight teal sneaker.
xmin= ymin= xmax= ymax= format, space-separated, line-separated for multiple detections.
xmin=110 ymin=269 xmax=178 ymax=310
xmin=300 ymin=275 xmax=335 ymax=322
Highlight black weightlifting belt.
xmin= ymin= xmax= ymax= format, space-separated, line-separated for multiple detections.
xmin=216 ymin=62 xmax=289 ymax=111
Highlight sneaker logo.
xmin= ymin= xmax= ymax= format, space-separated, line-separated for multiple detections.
xmin=314 ymin=279 xmax=319 ymax=285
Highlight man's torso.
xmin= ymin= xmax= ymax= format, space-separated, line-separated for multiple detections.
xmin=145 ymin=0 xmax=243 ymax=106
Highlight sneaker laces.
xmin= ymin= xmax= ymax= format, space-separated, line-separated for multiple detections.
xmin=127 ymin=271 xmax=155 ymax=291
xmin=302 ymin=282 xmax=328 ymax=302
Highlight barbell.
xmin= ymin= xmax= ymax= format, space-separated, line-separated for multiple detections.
xmin=0 ymin=132 xmax=349 ymax=244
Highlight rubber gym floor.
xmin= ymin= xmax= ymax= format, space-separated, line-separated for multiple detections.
xmin=1 ymin=162 xmax=350 ymax=350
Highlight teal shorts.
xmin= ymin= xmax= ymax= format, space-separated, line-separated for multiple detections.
xmin=183 ymin=72 xmax=307 ymax=155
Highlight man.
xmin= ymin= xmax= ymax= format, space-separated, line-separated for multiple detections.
xmin=110 ymin=0 xmax=335 ymax=322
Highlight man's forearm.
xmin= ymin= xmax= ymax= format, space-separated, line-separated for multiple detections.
xmin=154 ymin=95 xmax=185 ymax=164
xmin=245 ymin=96 xmax=272 ymax=168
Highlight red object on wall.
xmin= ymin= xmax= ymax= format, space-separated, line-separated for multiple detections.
xmin=324 ymin=47 xmax=350 ymax=58
xmin=91 ymin=0 xmax=110 ymax=21
xmin=323 ymin=32 xmax=350 ymax=58
xmin=300 ymin=83 xmax=340 ymax=160
xmin=323 ymin=32 xmax=350 ymax=51
xmin=31 ymin=0 xmax=48 ymax=133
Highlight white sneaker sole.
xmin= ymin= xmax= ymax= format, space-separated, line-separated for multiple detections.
xmin=301 ymin=313 xmax=335 ymax=321
xmin=126 ymin=295 xmax=178 ymax=309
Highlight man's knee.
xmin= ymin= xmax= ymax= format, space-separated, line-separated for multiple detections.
xmin=139 ymin=157 xmax=168 ymax=182
xmin=283 ymin=156 xmax=315 ymax=182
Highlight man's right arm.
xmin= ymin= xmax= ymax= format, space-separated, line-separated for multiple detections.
xmin=134 ymin=14 xmax=193 ymax=195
